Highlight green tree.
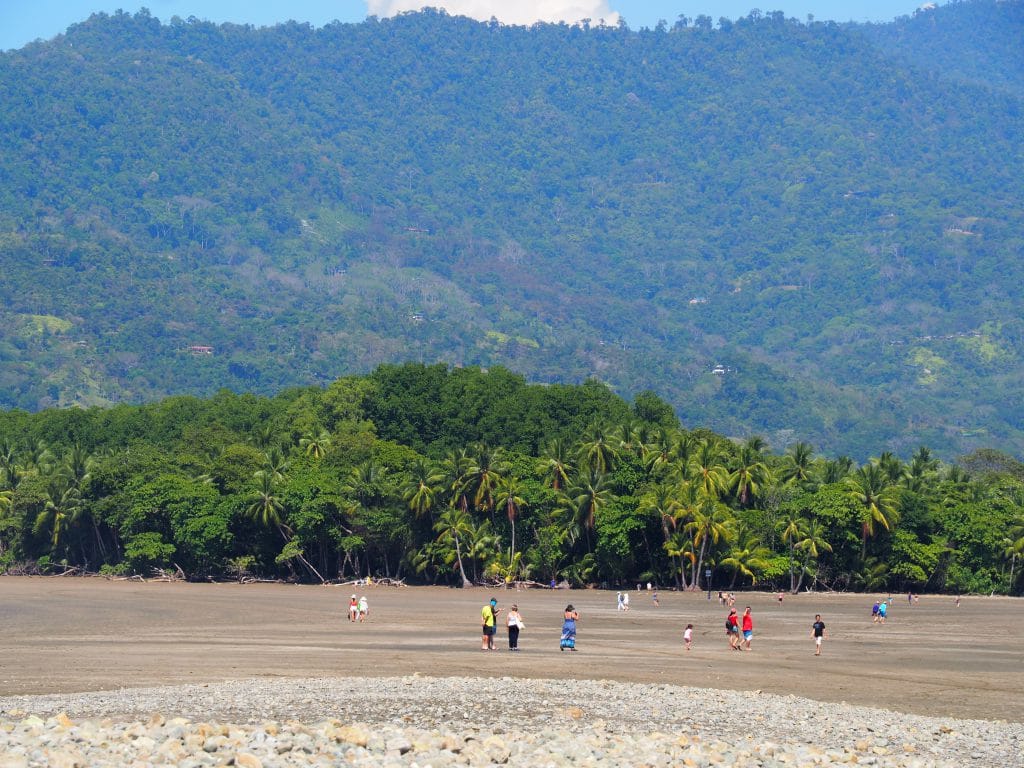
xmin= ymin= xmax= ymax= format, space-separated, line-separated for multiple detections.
xmin=845 ymin=463 xmax=901 ymax=561
xmin=434 ymin=507 xmax=473 ymax=587
xmin=538 ymin=437 xmax=572 ymax=491
xmin=779 ymin=442 xmax=815 ymax=487
xmin=33 ymin=476 xmax=82 ymax=562
xmin=403 ymin=457 xmax=443 ymax=519
xmin=720 ymin=523 xmax=771 ymax=588
xmin=299 ymin=429 xmax=332 ymax=460
xmin=495 ymin=475 xmax=527 ymax=567
xmin=579 ymin=424 xmax=618 ymax=475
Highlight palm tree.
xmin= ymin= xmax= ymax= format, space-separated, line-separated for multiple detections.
xmin=876 ymin=452 xmax=905 ymax=485
xmin=578 ymin=424 xmax=618 ymax=475
xmin=0 ymin=439 xmax=19 ymax=488
xmin=902 ymin=447 xmax=939 ymax=492
xmin=434 ymin=507 xmax=473 ymax=587
xmin=24 ymin=440 xmax=56 ymax=476
xmin=779 ymin=442 xmax=815 ymax=487
xmin=612 ymin=418 xmax=638 ymax=457
xmin=299 ymin=429 xmax=332 ymax=460
xmin=61 ymin=444 xmax=94 ymax=490
xmin=539 ymin=438 xmax=573 ymax=491
xmin=689 ymin=441 xmax=729 ymax=501
xmin=685 ymin=499 xmax=733 ymax=590
xmin=462 ymin=444 xmax=505 ymax=514
xmin=494 ymin=476 xmax=527 ymax=566
xmin=663 ymin=529 xmax=695 ymax=590
xmin=0 ymin=487 xmax=15 ymax=557
xmin=670 ymin=432 xmax=700 ymax=471
xmin=344 ymin=460 xmax=387 ymax=508
xmin=403 ymin=458 xmax=443 ymax=519
xmin=853 ymin=556 xmax=890 ymax=591
xmin=250 ymin=424 xmax=280 ymax=451
xmin=466 ymin=518 xmax=501 ymax=582
xmin=565 ymin=469 xmax=610 ymax=550
xmin=729 ymin=444 xmax=772 ymax=506
xmin=778 ymin=513 xmax=810 ymax=593
xmin=1003 ymin=516 xmax=1024 ymax=595
xmin=246 ymin=474 xmax=324 ymax=582
xmin=261 ymin=447 xmax=291 ymax=484
xmin=844 ymin=463 xmax=901 ymax=560
xmin=720 ymin=524 xmax=771 ymax=588
xmin=439 ymin=447 xmax=470 ymax=512
xmin=639 ymin=482 xmax=681 ymax=541
xmin=33 ymin=476 xmax=82 ymax=559
xmin=638 ymin=482 xmax=682 ymax=584
xmin=820 ymin=455 xmax=854 ymax=485
xmin=794 ymin=517 xmax=833 ymax=591
xmin=246 ymin=472 xmax=285 ymax=530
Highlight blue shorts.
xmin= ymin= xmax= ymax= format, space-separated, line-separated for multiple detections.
xmin=743 ymin=630 xmax=753 ymax=640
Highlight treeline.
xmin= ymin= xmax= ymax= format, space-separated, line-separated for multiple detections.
xmin=1 ymin=364 xmax=1022 ymax=594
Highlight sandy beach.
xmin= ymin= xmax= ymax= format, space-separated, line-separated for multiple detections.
xmin=0 ymin=577 xmax=1020 ymax=722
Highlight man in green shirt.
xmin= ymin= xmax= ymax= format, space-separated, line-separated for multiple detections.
xmin=481 ymin=597 xmax=501 ymax=650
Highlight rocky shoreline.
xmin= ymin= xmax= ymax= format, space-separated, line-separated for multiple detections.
xmin=1 ymin=676 xmax=1021 ymax=767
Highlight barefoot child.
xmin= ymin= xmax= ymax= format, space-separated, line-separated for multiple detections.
xmin=684 ymin=623 xmax=693 ymax=651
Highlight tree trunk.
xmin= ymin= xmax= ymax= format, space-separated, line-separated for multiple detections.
xmin=789 ymin=543 xmax=798 ymax=594
xmin=454 ymin=536 xmax=471 ymax=587
xmin=693 ymin=537 xmax=708 ymax=592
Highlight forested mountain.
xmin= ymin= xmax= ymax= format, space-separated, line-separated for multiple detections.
xmin=859 ymin=0 xmax=1024 ymax=97
xmin=1 ymin=1 xmax=1023 ymax=460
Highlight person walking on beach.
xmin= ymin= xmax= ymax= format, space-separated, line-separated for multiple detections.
xmin=481 ymin=598 xmax=501 ymax=650
xmin=877 ymin=599 xmax=887 ymax=624
xmin=871 ymin=601 xmax=880 ymax=623
xmin=684 ymin=623 xmax=694 ymax=651
xmin=561 ymin=604 xmax=579 ymax=651
xmin=741 ymin=606 xmax=754 ymax=650
xmin=357 ymin=595 xmax=368 ymax=622
xmin=506 ymin=604 xmax=524 ymax=651
xmin=811 ymin=614 xmax=827 ymax=655
xmin=652 ymin=590 xmax=660 ymax=607
xmin=348 ymin=594 xmax=359 ymax=622
xmin=622 ymin=592 xmax=630 ymax=611
xmin=726 ymin=608 xmax=740 ymax=650
xmin=617 ymin=592 xmax=625 ymax=611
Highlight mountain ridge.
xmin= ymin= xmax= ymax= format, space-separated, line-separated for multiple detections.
xmin=1 ymin=1 xmax=1022 ymax=460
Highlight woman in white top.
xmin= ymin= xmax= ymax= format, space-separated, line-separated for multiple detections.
xmin=506 ymin=604 xmax=524 ymax=651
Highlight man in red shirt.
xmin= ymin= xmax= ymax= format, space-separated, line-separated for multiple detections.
xmin=742 ymin=606 xmax=754 ymax=650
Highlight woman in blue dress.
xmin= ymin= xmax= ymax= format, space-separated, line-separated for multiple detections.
xmin=560 ymin=604 xmax=579 ymax=651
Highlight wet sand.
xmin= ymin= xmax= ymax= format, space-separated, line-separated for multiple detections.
xmin=0 ymin=578 xmax=1020 ymax=721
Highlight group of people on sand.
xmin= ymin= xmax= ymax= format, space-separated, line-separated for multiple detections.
xmin=347 ymin=594 xmax=369 ymax=622
xmin=871 ymin=598 xmax=889 ymax=623
xmin=480 ymin=597 xmax=580 ymax=652
xmin=724 ymin=606 xmax=755 ymax=651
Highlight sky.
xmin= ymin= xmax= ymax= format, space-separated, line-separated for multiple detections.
xmin=1 ymin=0 xmax=925 ymax=51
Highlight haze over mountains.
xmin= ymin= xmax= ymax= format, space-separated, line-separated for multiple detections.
xmin=0 ymin=0 xmax=1022 ymax=460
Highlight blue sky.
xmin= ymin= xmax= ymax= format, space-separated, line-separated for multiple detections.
xmin=1 ymin=1 xmax=924 ymax=51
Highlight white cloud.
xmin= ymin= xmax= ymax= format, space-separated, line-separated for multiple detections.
xmin=365 ymin=0 xmax=620 ymax=27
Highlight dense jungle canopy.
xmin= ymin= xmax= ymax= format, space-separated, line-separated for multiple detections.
xmin=1 ymin=365 xmax=1022 ymax=594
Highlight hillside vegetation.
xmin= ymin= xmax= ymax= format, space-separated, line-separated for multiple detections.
xmin=0 ymin=1 xmax=1023 ymax=459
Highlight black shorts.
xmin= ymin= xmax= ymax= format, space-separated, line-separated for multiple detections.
xmin=483 ymin=625 xmax=495 ymax=636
